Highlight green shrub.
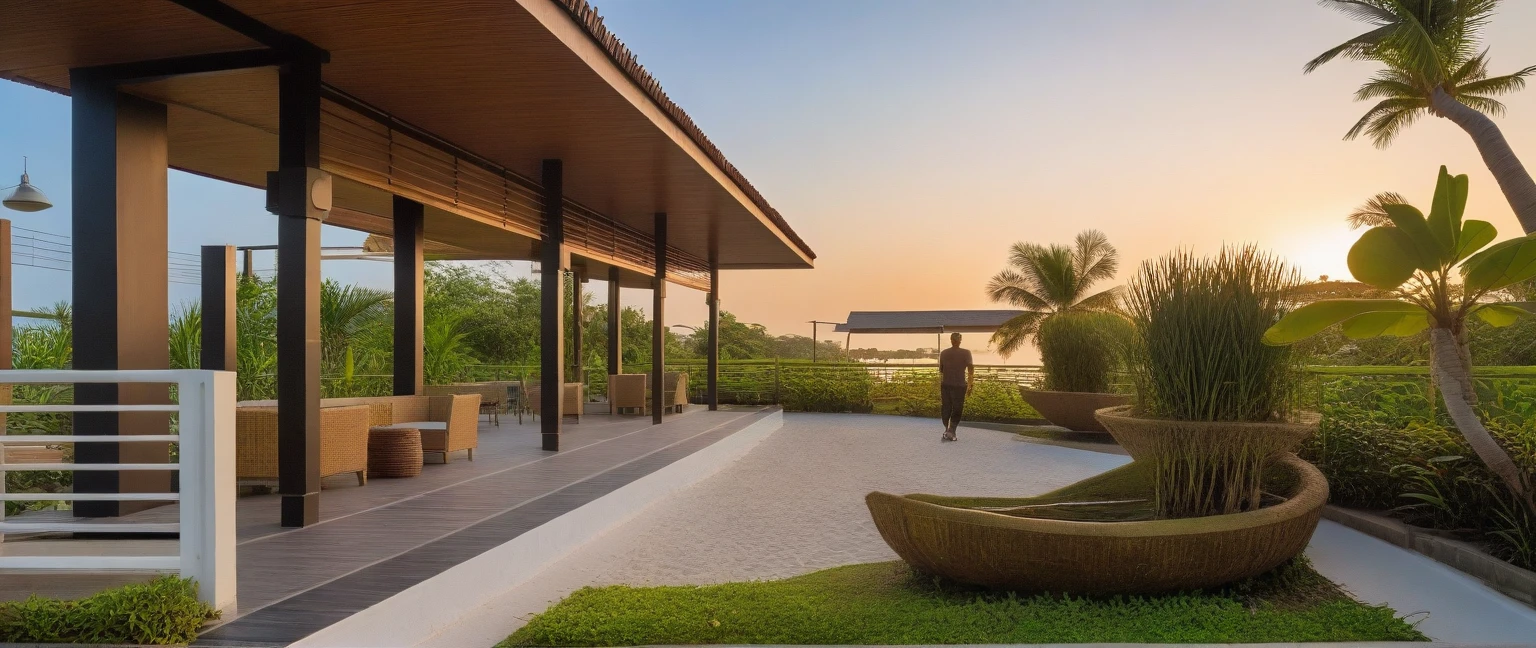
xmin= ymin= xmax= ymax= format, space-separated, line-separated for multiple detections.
xmin=1126 ymin=246 xmax=1302 ymax=422
xmin=1038 ymin=311 xmax=1131 ymax=393
xmin=779 ymin=365 xmax=872 ymax=413
xmin=0 ymin=577 xmax=218 ymax=645
xmin=1303 ymin=374 xmax=1536 ymax=569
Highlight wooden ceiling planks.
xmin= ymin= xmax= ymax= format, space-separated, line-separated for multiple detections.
xmin=0 ymin=0 xmax=811 ymax=274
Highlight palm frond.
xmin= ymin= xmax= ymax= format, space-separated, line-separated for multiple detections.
xmin=1348 ymin=191 xmax=1410 ymax=229
xmin=1345 ymin=96 xmax=1428 ymax=144
xmin=1376 ymin=0 xmax=1452 ymax=81
xmin=1317 ymin=0 xmax=1400 ymax=25
xmin=1354 ymin=72 xmax=1419 ymax=101
xmin=1072 ymin=229 xmax=1119 ymax=287
xmin=1456 ymin=94 xmax=1506 ymax=116
xmin=1455 ymin=64 xmax=1536 ymax=96
xmin=989 ymin=310 xmax=1045 ymax=358
xmin=1365 ymin=100 xmax=1428 ymax=148
xmin=985 ymin=269 xmax=1051 ymax=310
xmin=1305 ymin=23 xmax=1397 ymax=73
xmin=1072 ymin=287 xmax=1124 ymax=313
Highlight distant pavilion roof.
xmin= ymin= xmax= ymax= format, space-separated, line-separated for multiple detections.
xmin=835 ymin=310 xmax=1026 ymax=335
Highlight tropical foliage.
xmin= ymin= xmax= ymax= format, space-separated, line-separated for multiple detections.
xmin=1126 ymin=246 xmax=1302 ymax=423
xmin=986 ymin=230 xmax=1122 ymax=358
xmin=1266 ymin=166 xmax=1536 ymax=511
xmin=1035 ymin=311 xmax=1131 ymax=393
xmin=1307 ymin=0 xmax=1536 ymax=232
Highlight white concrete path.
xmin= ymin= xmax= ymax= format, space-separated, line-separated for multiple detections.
xmin=421 ymin=413 xmax=1536 ymax=647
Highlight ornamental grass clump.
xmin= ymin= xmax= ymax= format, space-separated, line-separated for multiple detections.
xmin=1037 ymin=311 xmax=1131 ymax=394
xmin=1120 ymin=245 xmax=1307 ymax=518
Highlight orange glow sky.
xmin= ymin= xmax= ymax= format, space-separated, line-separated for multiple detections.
xmin=595 ymin=1 xmax=1536 ymax=364
xmin=3 ymin=1 xmax=1535 ymax=366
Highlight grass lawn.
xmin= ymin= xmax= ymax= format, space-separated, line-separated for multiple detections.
xmin=501 ymin=559 xmax=1426 ymax=646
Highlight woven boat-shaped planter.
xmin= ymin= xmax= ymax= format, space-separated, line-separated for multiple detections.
xmin=1018 ymin=390 xmax=1129 ymax=433
xmin=865 ymin=454 xmax=1327 ymax=594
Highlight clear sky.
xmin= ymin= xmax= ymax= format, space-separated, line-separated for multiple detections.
xmin=4 ymin=1 xmax=1536 ymax=364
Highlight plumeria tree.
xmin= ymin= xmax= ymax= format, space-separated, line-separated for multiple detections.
xmin=1265 ymin=166 xmax=1536 ymax=509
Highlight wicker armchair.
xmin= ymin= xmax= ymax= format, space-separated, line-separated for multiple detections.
xmin=608 ymin=374 xmax=647 ymax=415
xmin=422 ymin=394 xmax=480 ymax=462
xmin=236 ymin=404 xmax=371 ymax=486
xmin=426 ymin=383 xmax=503 ymax=426
xmin=608 ymin=372 xmax=688 ymax=415
xmin=527 ymin=382 xmax=584 ymax=421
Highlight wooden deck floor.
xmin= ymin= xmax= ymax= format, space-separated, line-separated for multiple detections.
xmin=1 ymin=406 xmax=770 ymax=647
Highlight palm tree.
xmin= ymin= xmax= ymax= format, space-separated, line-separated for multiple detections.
xmin=319 ymin=280 xmax=392 ymax=382
xmin=986 ymin=230 xmax=1121 ymax=357
xmin=1307 ymin=0 xmax=1536 ymax=233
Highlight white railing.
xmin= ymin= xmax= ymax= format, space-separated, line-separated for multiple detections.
xmin=0 ymin=369 xmax=236 ymax=611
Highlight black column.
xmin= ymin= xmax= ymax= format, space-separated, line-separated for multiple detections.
xmin=651 ymin=213 xmax=667 ymax=425
xmin=707 ymin=263 xmax=719 ymax=411
xmin=70 ymin=71 xmax=172 ymax=517
xmin=571 ymin=267 xmax=584 ymax=386
xmin=540 ymin=160 xmax=565 ymax=451
xmin=201 ymin=245 xmax=236 ymax=371
xmin=607 ymin=267 xmax=621 ymax=377
xmin=273 ymin=57 xmax=327 ymax=528
xmin=393 ymin=196 xmax=424 ymax=396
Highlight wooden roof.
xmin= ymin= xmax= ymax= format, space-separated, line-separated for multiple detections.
xmin=0 ymin=0 xmax=814 ymax=272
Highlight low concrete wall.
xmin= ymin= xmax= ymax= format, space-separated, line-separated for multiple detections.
xmin=1323 ymin=506 xmax=1536 ymax=607
xmin=293 ymin=408 xmax=785 ymax=648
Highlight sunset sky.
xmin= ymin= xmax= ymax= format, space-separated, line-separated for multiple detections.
xmin=3 ymin=1 xmax=1536 ymax=364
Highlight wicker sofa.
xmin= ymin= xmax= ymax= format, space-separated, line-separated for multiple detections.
xmin=322 ymin=394 xmax=481 ymax=463
xmin=236 ymin=394 xmax=482 ymax=484
xmin=235 ymin=404 xmax=371 ymax=486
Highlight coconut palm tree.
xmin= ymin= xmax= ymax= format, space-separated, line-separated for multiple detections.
xmin=319 ymin=280 xmax=392 ymax=382
xmin=1307 ymin=0 xmax=1536 ymax=233
xmin=986 ymin=230 xmax=1121 ymax=357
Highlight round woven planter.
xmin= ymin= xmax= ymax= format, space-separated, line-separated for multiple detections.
xmin=865 ymin=454 xmax=1328 ymax=594
xmin=1092 ymin=405 xmax=1317 ymax=462
xmin=1018 ymin=390 xmax=1129 ymax=433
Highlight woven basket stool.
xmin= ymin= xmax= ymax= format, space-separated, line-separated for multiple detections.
xmin=367 ymin=426 xmax=423 ymax=478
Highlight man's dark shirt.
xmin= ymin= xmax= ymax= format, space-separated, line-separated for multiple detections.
xmin=939 ymin=347 xmax=973 ymax=387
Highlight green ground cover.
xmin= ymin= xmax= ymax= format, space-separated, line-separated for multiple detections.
xmin=501 ymin=560 xmax=1425 ymax=646
xmin=0 ymin=577 xmax=217 ymax=645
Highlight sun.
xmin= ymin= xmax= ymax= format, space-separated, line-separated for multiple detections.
xmin=1272 ymin=222 xmax=1360 ymax=283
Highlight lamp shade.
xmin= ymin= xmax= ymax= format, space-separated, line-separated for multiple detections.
xmin=2 ymin=172 xmax=52 ymax=212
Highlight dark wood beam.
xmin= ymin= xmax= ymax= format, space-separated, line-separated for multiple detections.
xmin=69 ymin=76 xmax=172 ymax=518
xmin=707 ymin=263 xmax=719 ymax=411
xmin=607 ymin=266 xmax=621 ymax=377
xmin=652 ymin=213 xmax=667 ymax=425
xmin=393 ymin=196 xmax=425 ymax=396
xmin=166 ymin=0 xmax=328 ymax=61
xmin=540 ymin=160 xmax=565 ymax=451
xmin=273 ymin=56 xmax=325 ymax=528
xmin=571 ymin=267 xmax=584 ymax=386
xmin=71 ymin=48 xmax=295 ymax=86
xmin=201 ymin=245 xmax=236 ymax=371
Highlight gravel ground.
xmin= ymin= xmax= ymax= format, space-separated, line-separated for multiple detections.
xmin=424 ymin=414 xmax=1128 ymax=647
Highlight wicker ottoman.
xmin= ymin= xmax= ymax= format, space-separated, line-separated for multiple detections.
xmin=367 ymin=426 xmax=423 ymax=478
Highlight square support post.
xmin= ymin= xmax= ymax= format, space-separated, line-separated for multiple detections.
xmin=272 ymin=57 xmax=328 ymax=528
xmin=540 ymin=160 xmax=565 ymax=451
xmin=201 ymin=245 xmax=236 ymax=371
xmin=707 ymin=264 xmax=719 ymax=411
xmin=69 ymin=72 xmax=172 ymax=517
xmin=652 ymin=213 xmax=667 ymax=425
xmin=607 ymin=266 xmax=621 ymax=377
xmin=393 ymin=196 xmax=425 ymax=396
xmin=571 ymin=267 xmax=584 ymax=386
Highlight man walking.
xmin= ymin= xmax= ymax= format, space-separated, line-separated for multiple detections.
xmin=938 ymin=332 xmax=974 ymax=442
